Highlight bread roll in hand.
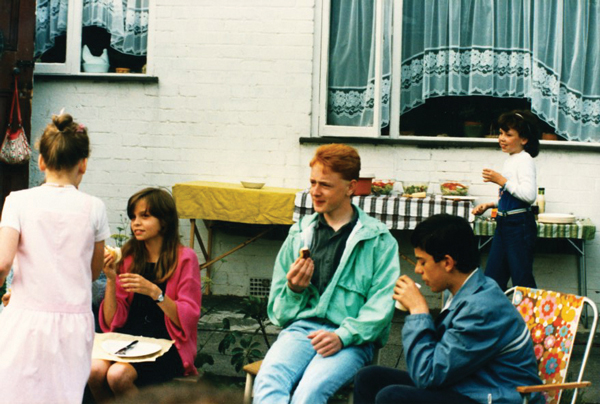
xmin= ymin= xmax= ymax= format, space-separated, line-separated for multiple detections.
xmin=105 ymin=245 xmax=122 ymax=262
xmin=299 ymin=247 xmax=310 ymax=259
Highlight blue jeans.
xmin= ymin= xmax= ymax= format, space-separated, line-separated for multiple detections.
xmin=485 ymin=211 xmax=537 ymax=291
xmin=253 ymin=319 xmax=374 ymax=404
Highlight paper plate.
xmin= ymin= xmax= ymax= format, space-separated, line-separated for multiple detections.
xmin=102 ymin=340 xmax=162 ymax=358
xmin=538 ymin=213 xmax=576 ymax=224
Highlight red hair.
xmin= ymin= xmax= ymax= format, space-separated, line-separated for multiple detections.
xmin=309 ymin=144 xmax=361 ymax=181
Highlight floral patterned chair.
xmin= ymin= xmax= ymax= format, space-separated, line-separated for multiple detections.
xmin=506 ymin=287 xmax=598 ymax=404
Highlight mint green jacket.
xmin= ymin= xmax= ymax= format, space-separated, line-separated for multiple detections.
xmin=268 ymin=205 xmax=400 ymax=347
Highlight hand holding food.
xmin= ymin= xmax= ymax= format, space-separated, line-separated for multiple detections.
xmin=103 ymin=247 xmax=120 ymax=281
xmin=105 ymin=245 xmax=122 ymax=262
xmin=393 ymin=275 xmax=428 ymax=314
xmin=299 ymin=247 xmax=310 ymax=259
xmin=287 ymin=253 xmax=314 ymax=293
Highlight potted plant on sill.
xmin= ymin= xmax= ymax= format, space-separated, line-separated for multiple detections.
xmin=459 ymin=102 xmax=484 ymax=138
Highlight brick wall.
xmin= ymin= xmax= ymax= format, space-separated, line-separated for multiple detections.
xmin=29 ymin=1 xmax=600 ymax=307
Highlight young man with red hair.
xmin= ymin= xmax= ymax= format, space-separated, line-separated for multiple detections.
xmin=253 ymin=144 xmax=400 ymax=403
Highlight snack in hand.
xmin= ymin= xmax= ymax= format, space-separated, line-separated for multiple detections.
xmin=105 ymin=245 xmax=122 ymax=261
xmin=299 ymin=247 xmax=310 ymax=259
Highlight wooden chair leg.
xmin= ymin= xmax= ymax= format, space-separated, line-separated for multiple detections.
xmin=243 ymin=372 xmax=254 ymax=404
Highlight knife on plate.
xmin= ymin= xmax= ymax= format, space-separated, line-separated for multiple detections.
xmin=114 ymin=340 xmax=139 ymax=355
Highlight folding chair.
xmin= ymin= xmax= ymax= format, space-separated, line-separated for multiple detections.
xmin=505 ymin=287 xmax=598 ymax=404
xmin=242 ymin=349 xmax=380 ymax=404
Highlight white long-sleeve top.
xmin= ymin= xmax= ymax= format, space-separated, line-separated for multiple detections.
xmin=500 ymin=150 xmax=537 ymax=205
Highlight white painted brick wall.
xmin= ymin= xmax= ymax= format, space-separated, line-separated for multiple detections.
xmin=28 ymin=1 xmax=600 ymax=308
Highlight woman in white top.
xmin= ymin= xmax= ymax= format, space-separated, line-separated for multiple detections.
xmin=0 ymin=113 xmax=110 ymax=404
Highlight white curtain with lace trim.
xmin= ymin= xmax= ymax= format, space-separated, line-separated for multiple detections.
xmin=401 ymin=0 xmax=600 ymax=142
xmin=82 ymin=0 xmax=149 ymax=56
xmin=35 ymin=0 xmax=69 ymax=58
xmin=326 ymin=0 xmax=392 ymax=128
xmin=35 ymin=0 xmax=149 ymax=57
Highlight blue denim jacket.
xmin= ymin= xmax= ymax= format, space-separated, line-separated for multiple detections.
xmin=402 ymin=269 xmax=544 ymax=404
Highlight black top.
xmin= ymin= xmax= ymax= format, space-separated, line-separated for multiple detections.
xmin=118 ymin=263 xmax=169 ymax=339
xmin=310 ymin=207 xmax=358 ymax=294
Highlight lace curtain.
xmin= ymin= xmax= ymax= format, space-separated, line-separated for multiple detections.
xmin=35 ymin=0 xmax=69 ymax=57
xmin=327 ymin=0 xmax=392 ymax=128
xmin=35 ymin=0 xmax=149 ymax=58
xmin=401 ymin=0 xmax=600 ymax=142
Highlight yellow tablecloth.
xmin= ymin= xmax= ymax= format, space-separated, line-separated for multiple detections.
xmin=172 ymin=181 xmax=301 ymax=225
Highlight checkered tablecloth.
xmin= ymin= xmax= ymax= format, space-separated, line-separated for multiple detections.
xmin=473 ymin=217 xmax=596 ymax=240
xmin=293 ymin=191 xmax=474 ymax=230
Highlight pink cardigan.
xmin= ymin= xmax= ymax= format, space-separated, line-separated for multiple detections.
xmin=100 ymin=246 xmax=201 ymax=375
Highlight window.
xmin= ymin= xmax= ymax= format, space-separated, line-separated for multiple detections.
xmin=34 ymin=0 xmax=153 ymax=76
xmin=313 ymin=0 xmax=600 ymax=143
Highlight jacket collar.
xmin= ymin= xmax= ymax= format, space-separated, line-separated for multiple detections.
xmin=297 ymin=204 xmax=386 ymax=248
xmin=442 ymin=268 xmax=485 ymax=313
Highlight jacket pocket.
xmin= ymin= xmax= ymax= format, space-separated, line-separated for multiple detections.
xmin=331 ymin=280 xmax=368 ymax=315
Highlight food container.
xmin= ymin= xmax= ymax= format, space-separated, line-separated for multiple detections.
xmin=355 ymin=174 xmax=374 ymax=196
xmin=440 ymin=180 xmax=470 ymax=196
xmin=400 ymin=181 xmax=429 ymax=197
xmin=371 ymin=179 xmax=395 ymax=196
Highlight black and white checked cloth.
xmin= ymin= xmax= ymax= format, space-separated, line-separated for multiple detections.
xmin=293 ymin=191 xmax=474 ymax=230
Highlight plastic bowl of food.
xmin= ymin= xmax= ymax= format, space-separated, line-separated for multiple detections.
xmin=371 ymin=179 xmax=395 ymax=196
xmin=400 ymin=181 xmax=429 ymax=197
xmin=440 ymin=180 xmax=470 ymax=196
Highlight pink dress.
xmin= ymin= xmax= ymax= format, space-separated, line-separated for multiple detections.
xmin=0 ymin=185 xmax=109 ymax=404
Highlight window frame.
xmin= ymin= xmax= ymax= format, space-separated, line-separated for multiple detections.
xmin=312 ymin=0 xmax=403 ymax=139
xmin=34 ymin=0 xmax=156 ymax=77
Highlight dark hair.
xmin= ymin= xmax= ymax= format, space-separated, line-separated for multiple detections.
xmin=410 ymin=214 xmax=479 ymax=274
xmin=120 ymin=188 xmax=181 ymax=283
xmin=309 ymin=143 xmax=361 ymax=181
xmin=37 ymin=113 xmax=90 ymax=171
xmin=497 ymin=110 xmax=540 ymax=158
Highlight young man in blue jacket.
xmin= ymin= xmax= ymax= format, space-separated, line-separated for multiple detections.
xmin=354 ymin=214 xmax=543 ymax=404
xmin=253 ymin=144 xmax=400 ymax=404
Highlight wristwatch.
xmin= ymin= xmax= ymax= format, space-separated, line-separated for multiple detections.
xmin=155 ymin=293 xmax=165 ymax=303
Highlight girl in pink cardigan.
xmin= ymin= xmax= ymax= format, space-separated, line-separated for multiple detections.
xmin=88 ymin=188 xmax=201 ymax=402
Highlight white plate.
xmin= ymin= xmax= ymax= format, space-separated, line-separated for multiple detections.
xmin=538 ymin=213 xmax=576 ymax=224
xmin=441 ymin=195 xmax=477 ymax=201
xmin=102 ymin=340 xmax=162 ymax=358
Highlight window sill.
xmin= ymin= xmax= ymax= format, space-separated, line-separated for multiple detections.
xmin=34 ymin=72 xmax=158 ymax=83
xmin=299 ymin=136 xmax=600 ymax=152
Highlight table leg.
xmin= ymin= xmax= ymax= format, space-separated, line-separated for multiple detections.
xmin=566 ymin=238 xmax=588 ymax=327
xmin=188 ymin=219 xmax=210 ymax=263
xmin=189 ymin=219 xmax=195 ymax=249
xmin=205 ymin=220 xmax=214 ymax=295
